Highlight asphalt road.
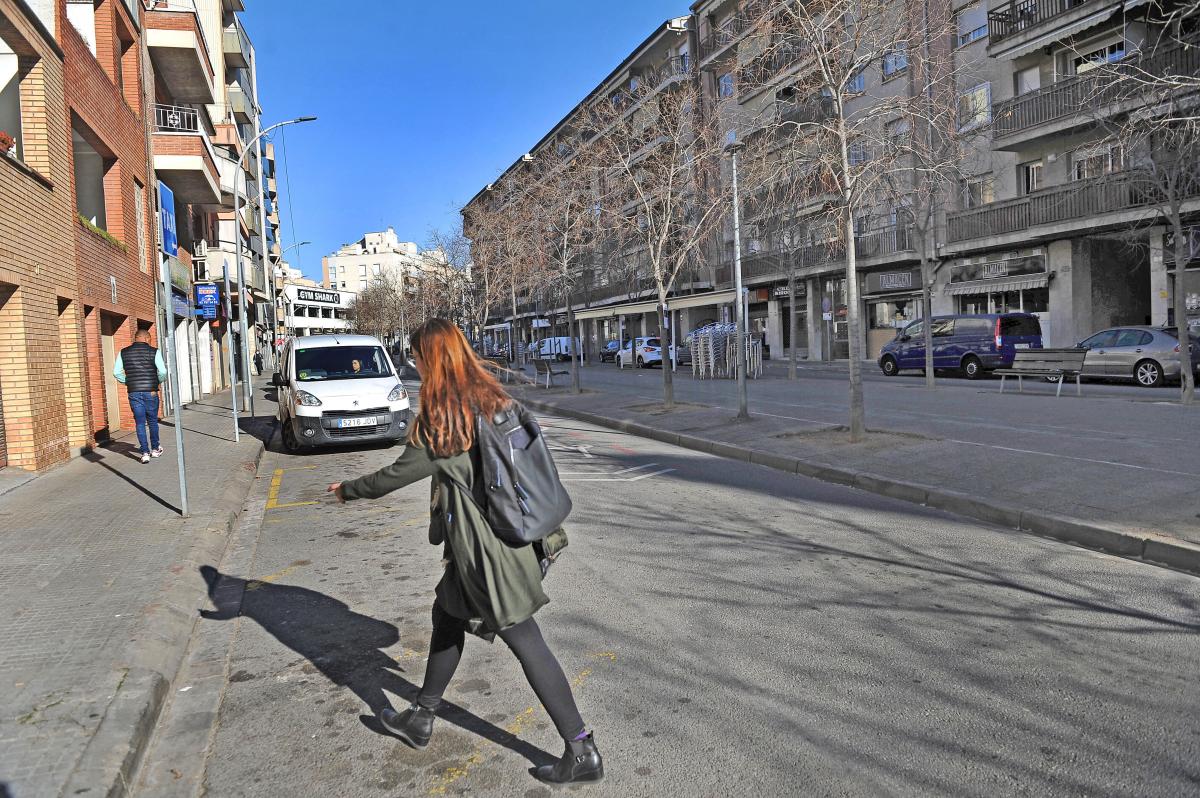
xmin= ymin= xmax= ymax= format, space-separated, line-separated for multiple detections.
xmin=135 ymin=409 xmax=1200 ymax=798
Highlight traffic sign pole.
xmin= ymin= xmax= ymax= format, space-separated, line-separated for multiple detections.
xmin=157 ymin=182 xmax=188 ymax=517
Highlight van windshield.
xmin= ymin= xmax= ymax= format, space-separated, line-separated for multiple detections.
xmin=295 ymin=346 xmax=392 ymax=381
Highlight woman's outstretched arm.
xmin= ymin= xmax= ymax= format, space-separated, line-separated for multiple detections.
xmin=330 ymin=442 xmax=439 ymax=502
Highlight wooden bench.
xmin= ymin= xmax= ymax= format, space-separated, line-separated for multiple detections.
xmin=531 ymin=358 xmax=569 ymax=388
xmin=995 ymin=348 xmax=1087 ymax=397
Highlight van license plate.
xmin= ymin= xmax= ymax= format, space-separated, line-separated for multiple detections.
xmin=339 ymin=417 xmax=377 ymax=428
xmin=1013 ymin=343 xmax=1030 ymax=349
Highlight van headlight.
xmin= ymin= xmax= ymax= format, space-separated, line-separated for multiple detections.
xmin=295 ymin=390 xmax=322 ymax=407
xmin=388 ymin=384 xmax=408 ymax=402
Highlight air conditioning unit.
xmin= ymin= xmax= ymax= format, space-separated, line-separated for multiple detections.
xmin=195 ymin=239 xmax=209 ymax=258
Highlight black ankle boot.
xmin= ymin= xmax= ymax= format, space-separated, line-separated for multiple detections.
xmin=535 ymin=732 xmax=604 ymax=784
xmin=380 ymin=704 xmax=436 ymax=750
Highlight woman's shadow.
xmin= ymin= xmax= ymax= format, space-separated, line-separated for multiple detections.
xmin=199 ymin=565 xmax=555 ymax=766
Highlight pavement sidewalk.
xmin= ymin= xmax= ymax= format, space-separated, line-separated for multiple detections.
xmin=514 ymin=382 xmax=1200 ymax=576
xmin=0 ymin=381 xmax=275 ymax=798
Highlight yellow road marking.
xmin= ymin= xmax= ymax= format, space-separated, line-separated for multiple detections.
xmin=428 ymin=654 xmax=616 ymax=795
xmin=244 ymin=560 xmax=311 ymax=591
xmin=265 ymin=467 xmax=319 ymax=511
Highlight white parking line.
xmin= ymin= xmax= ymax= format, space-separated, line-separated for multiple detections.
xmin=945 ymin=439 xmax=1200 ymax=477
xmin=561 ymin=467 xmax=676 ymax=482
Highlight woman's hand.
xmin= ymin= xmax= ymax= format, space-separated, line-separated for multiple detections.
xmin=327 ymin=482 xmax=345 ymax=504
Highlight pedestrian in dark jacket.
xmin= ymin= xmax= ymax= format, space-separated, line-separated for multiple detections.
xmin=114 ymin=329 xmax=167 ymax=464
xmin=328 ymin=318 xmax=603 ymax=785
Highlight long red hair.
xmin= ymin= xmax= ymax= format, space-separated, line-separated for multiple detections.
xmin=408 ymin=318 xmax=511 ymax=458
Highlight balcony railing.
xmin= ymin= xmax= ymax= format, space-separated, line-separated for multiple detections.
xmin=715 ymin=225 xmax=913 ymax=282
xmin=994 ymin=36 xmax=1200 ymax=138
xmin=737 ymin=42 xmax=813 ymax=91
xmin=638 ymin=55 xmax=691 ymax=89
xmin=698 ymin=0 xmax=772 ymax=62
xmin=946 ymin=170 xmax=1200 ymax=242
xmin=154 ymin=103 xmax=200 ymax=133
xmin=987 ymin=0 xmax=1102 ymax=45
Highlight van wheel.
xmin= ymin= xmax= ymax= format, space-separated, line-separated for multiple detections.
xmin=962 ymin=355 xmax=983 ymax=380
xmin=1135 ymin=359 xmax=1164 ymax=387
xmin=880 ymin=356 xmax=898 ymax=377
xmin=281 ymin=421 xmax=304 ymax=453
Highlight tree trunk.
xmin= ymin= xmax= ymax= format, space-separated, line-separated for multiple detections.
xmin=509 ymin=280 xmax=518 ymax=364
xmin=658 ymin=296 xmax=674 ymax=409
xmin=566 ymin=292 xmax=581 ymax=394
xmin=788 ymin=266 xmax=799 ymax=381
xmin=1171 ymin=217 xmax=1195 ymax=404
xmin=844 ymin=207 xmax=866 ymax=442
xmin=921 ymin=256 xmax=936 ymax=389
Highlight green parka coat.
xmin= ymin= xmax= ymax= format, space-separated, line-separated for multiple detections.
xmin=340 ymin=437 xmax=549 ymax=635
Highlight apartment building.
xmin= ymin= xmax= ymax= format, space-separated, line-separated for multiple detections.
xmin=0 ymin=0 xmax=279 ymax=472
xmin=470 ymin=0 xmax=1198 ymax=362
xmin=939 ymin=0 xmax=1199 ymax=346
xmin=463 ymin=18 xmax=698 ymax=352
xmin=322 ymin=227 xmax=440 ymax=293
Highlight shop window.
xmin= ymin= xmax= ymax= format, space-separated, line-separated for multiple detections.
xmin=1022 ymin=286 xmax=1049 ymax=312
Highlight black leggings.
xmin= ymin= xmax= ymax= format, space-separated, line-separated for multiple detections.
xmin=416 ymin=604 xmax=586 ymax=741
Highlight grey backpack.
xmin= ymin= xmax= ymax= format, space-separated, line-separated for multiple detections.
xmin=452 ymin=403 xmax=572 ymax=546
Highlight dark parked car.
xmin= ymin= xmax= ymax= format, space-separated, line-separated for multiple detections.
xmin=599 ymin=340 xmax=621 ymax=363
xmin=878 ymin=313 xmax=1043 ymax=379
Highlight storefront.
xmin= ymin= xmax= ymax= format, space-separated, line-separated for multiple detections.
xmin=771 ymin=282 xmax=808 ymax=357
xmin=820 ymin=277 xmax=850 ymax=360
xmin=864 ymin=268 xmax=923 ymax=360
xmin=945 ymin=249 xmax=1050 ymax=342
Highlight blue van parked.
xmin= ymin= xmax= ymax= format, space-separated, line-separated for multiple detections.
xmin=878 ymin=313 xmax=1043 ymax=379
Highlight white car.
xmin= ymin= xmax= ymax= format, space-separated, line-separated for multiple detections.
xmin=617 ymin=336 xmax=672 ymax=368
xmin=275 ymin=334 xmax=412 ymax=452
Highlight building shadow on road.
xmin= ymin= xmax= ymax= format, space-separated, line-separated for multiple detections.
xmin=197 ymin=565 xmax=556 ymax=767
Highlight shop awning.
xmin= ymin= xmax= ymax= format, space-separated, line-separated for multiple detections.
xmin=571 ymin=288 xmax=738 ymax=321
xmin=484 ymin=322 xmax=512 ymax=331
xmin=944 ymin=275 xmax=1049 ymax=295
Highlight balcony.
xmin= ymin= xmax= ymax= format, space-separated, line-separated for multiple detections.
xmin=223 ymin=17 xmax=252 ymax=69
xmin=227 ymin=82 xmax=253 ymax=122
xmin=987 ymin=0 xmax=1120 ymax=56
xmin=715 ymin=225 xmax=913 ymax=283
xmin=946 ymin=171 xmax=1200 ymax=245
xmin=145 ymin=0 xmax=215 ymax=104
xmin=992 ymin=36 xmax=1200 ymax=146
xmin=638 ymin=55 xmax=691 ymax=90
xmin=737 ymin=42 xmax=813 ymax=93
xmin=698 ymin=0 xmax=772 ymax=65
xmin=151 ymin=104 xmax=220 ymax=205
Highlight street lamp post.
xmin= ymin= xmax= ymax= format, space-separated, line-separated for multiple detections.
xmin=725 ymin=140 xmax=750 ymax=420
xmin=233 ymin=116 xmax=316 ymax=421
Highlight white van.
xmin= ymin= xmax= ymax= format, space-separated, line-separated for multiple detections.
xmin=533 ymin=336 xmax=581 ymax=361
xmin=274 ymin=334 xmax=412 ymax=452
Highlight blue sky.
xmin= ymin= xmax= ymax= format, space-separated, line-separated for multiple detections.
xmin=241 ymin=0 xmax=686 ymax=281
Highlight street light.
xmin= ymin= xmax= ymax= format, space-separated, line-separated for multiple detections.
xmin=724 ymin=139 xmax=750 ymax=420
xmin=234 ymin=115 xmax=316 ymax=421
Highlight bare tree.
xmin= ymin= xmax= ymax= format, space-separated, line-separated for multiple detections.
xmin=1084 ymin=17 xmax=1200 ymax=403
xmin=589 ymin=67 xmax=731 ymax=408
xmin=737 ymin=0 xmax=964 ymax=439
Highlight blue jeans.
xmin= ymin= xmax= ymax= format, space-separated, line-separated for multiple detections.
xmin=128 ymin=391 xmax=160 ymax=454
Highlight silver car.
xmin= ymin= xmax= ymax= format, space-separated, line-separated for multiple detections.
xmin=1077 ymin=326 xmax=1200 ymax=387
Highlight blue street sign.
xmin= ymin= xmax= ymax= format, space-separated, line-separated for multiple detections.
xmin=159 ymin=182 xmax=178 ymax=258
xmin=195 ymin=283 xmax=219 ymax=319
xmin=171 ymin=292 xmax=191 ymax=319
